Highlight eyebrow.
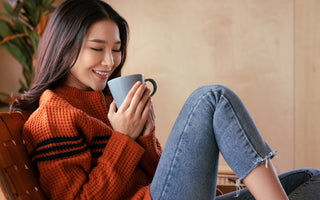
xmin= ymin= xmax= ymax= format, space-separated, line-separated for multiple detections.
xmin=88 ymin=39 xmax=121 ymax=44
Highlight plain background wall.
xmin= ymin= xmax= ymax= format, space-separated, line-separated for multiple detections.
xmin=0 ymin=0 xmax=319 ymax=174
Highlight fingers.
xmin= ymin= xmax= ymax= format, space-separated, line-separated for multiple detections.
xmin=134 ymin=87 xmax=151 ymax=115
xmin=146 ymin=101 xmax=155 ymax=125
xmin=128 ymin=83 xmax=149 ymax=112
xmin=112 ymin=81 xmax=152 ymax=119
xmin=148 ymin=101 xmax=155 ymax=128
xmin=141 ymin=100 xmax=155 ymax=136
xmin=139 ymin=97 xmax=151 ymax=127
xmin=119 ymin=81 xmax=142 ymax=111
xmin=108 ymin=101 xmax=116 ymax=115
xmin=150 ymin=101 xmax=155 ymax=121
xmin=121 ymin=82 xmax=150 ymax=115
xmin=119 ymin=81 xmax=149 ymax=113
xmin=107 ymin=101 xmax=117 ymax=123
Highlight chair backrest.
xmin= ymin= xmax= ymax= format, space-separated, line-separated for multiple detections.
xmin=0 ymin=112 xmax=46 ymax=200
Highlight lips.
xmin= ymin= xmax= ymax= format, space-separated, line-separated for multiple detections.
xmin=93 ymin=69 xmax=108 ymax=75
xmin=92 ymin=69 xmax=109 ymax=79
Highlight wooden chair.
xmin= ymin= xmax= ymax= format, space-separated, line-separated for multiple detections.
xmin=0 ymin=112 xmax=46 ymax=200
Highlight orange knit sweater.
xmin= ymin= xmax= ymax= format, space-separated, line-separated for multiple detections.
xmin=23 ymin=86 xmax=162 ymax=200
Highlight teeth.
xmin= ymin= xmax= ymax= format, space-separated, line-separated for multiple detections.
xmin=93 ymin=70 xmax=108 ymax=76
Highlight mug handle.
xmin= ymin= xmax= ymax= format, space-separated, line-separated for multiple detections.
xmin=145 ymin=78 xmax=157 ymax=96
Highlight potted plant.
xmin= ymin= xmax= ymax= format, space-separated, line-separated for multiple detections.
xmin=0 ymin=0 xmax=55 ymax=108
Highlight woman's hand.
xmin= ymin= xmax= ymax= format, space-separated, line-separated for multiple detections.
xmin=108 ymin=82 xmax=152 ymax=140
xmin=141 ymin=100 xmax=155 ymax=137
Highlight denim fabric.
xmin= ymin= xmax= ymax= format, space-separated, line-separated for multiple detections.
xmin=216 ymin=168 xmax=320 ymax=200
xmin=150 ymin=85 xmax=276 ymax=200
xmin=285 ymin=168 xmax=320 ymax=200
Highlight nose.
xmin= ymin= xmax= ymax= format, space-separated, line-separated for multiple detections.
xmin=101 ymin=50 xmax=114 ymax=69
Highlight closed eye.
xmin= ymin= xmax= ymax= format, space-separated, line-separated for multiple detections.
xmin=90 ymin=48 xmax=103 ymax=52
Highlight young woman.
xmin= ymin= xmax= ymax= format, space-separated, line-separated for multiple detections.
xmin=11 ymin=0 xmax=319 ymax=199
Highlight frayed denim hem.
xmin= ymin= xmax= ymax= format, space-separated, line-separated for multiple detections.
xmin=234 ymin=151 xmax=278 ymax=197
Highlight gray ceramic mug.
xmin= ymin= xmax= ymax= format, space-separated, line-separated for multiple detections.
xmin=107 ymin=74 xmax=157 ymax=108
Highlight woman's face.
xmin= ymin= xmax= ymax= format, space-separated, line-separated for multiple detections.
xmin=64 ymin=19 xmax=122 ymax=91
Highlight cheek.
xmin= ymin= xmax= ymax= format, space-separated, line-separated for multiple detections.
xmin=69 ymin=66 xmax=81 ymax=78
xmin=77 ymin=49 xmax=101 ymax=65
xmin=114 ymin=53 xmax=122 ymax=67
xmin=83 ymin=53 xmax=101 ymax=64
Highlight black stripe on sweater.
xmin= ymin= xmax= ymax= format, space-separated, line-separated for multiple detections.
xmin=36 ymin=135 xmax=83 ymax=149
xmin=31 ymin=140 xmax=86 ymax=158
xmin=31 ymin=135 xmax=111 ymax=163
xmin=33 ymin=146 xmax=88 ymax=163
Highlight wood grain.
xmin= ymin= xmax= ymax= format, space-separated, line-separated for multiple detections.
xmin=294 ymin=0 xmax=320 ymax=168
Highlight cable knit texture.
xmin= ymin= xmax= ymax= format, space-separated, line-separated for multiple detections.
xmin=23 ymin=86 xmax=162 ymax=200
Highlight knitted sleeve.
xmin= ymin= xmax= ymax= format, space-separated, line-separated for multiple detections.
xmin=23 ymin=107 xmax=147 ymax=200
xmin=136 ymin=131 xmax=162 ymax=178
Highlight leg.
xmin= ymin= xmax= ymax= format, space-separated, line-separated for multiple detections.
xmin=150 ymin=85 xmax=286 ymax=200
xmin=242 ymin=160 xmax=287 ymax=200
xmin=216 ymin=168 xmax=320 ymax=200
xmin=151 ymin=85 xmax=222 ymax=200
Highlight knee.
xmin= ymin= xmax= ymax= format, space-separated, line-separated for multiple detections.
xmin=192 ymin=84 xmax=235 ymax=98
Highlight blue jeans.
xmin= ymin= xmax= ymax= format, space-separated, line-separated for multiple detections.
xmin=150 ymin=85 xmax=277 ymax=200
xmin=216 ymin=168 xmax=320 ymax=200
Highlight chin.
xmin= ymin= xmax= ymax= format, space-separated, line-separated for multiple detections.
xmin=92 ymin=88 xmax=104 ymax=92
xmin=92 ymin=85 xmax=106 ymax=92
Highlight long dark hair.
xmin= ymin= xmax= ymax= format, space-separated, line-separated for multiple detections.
xmin=11 ymin=0 xmax=129 ymax=112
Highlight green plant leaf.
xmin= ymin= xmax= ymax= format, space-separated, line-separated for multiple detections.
xmin=27 ymin=29 xmax=40 ymax=50
xmin=0 ymin=0 xmax=54 ymax=96
xmin=31 ymin=0 xmax=36 ymax=9
xmin=22 ymin=67 xmax=33 ymax=89
xmin=23 ymin=1 xmax=40 ymax=28
xmin=0 ymin=21 xmax=34 ymax=71
xmin=22 ymin=0 xmax=32 ymax=12
xmin=34 ymin=9 xmax=41 ymax=26
xmin=41 ymin=1 xmax=54 ymax=12
xmin=1 ymin=40 xmax=29 ymax=70
xmin=21 ymin=2 xmax=34 ymax=27
xmin=15 ymin=19 xmax=25 ymax=33
xmin=12 ymin=1 xmax=23 ymax=24
xmin=2 ymin=2 xmax=13 ymax=16
xmin=0 ymin=20 xmax=13 ymax=37
xmin=0 ymin=13 xmax=12 ymax=19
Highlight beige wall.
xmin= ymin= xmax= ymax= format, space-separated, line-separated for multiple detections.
xmin=0 ymin=0 xmax=319 ymax=173
xmin=108 ymin=0 xmax=296 ymax=173
xmin=295 ymin=0 xmax=320 ymax=169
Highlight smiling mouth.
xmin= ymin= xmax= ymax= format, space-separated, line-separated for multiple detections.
xmin=92 ymin=70 xmax=108 ymax=76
